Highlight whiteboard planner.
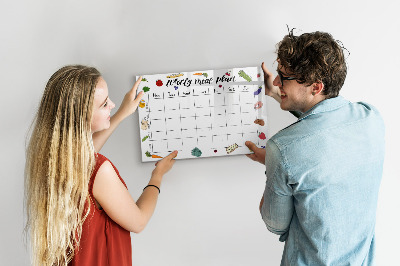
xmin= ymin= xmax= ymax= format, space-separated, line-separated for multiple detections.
xmin=136 ymin=66 xmax=268 ymax=162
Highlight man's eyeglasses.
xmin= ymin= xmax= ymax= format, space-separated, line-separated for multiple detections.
xmin=277 ymin=70 xmax=297 ymax=86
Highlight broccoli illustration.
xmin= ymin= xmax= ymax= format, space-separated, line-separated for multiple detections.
xmin=191 ymin=147 xmax=202 ymax=157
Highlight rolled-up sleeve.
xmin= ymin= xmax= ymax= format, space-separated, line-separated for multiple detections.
xmin=260 ymin=139 xmax=294 ymax=241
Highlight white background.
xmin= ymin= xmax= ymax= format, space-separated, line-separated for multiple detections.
xmin=1 ymin=0 xmax=399 ymax=265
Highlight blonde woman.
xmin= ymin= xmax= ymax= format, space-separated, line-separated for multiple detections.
xmin=25 ymin=65 xmax=177 ymax=266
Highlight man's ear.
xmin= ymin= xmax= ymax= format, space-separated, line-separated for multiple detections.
xmin=312 ymin=82 xmax=324 ymax=96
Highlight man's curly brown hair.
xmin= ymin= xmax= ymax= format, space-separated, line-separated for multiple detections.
xmin=277 ymin=30 xmax=348 ymax=98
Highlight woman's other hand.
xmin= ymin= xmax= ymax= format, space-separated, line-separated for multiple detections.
xmin=115 ymin=77 xmax=144 ymax=119
xmin=152 ymin=151 xmax=178 ymax=177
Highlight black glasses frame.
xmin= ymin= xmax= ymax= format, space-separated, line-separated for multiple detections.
xmin=277 ymin=70 xmax=297 ymax=86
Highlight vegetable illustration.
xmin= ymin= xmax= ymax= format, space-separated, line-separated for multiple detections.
xmin=191 ymin=147 xmax=202 ymax=157
xmin=139 ymin=100 xmax=146 ymax=108
xmin=254 ymin=86 xmax=262 ymax=96
xmin=226 ymin=143 xmax=238 ymax=154
xmin=141 ymin=119 xmax=149 ymax=130
xmin=167 ymin=73 xmax=184 ymax=78
xmin=254 ymin=119 xmax=265 ymax=126
xmin=145 ymin=151 xmax=163 ymax=158
xmin=142 ymin=135 xmax=149 ymax=142
xmin=143 ymin=86 xmax=150 ymax=92
xmin=193 ymin=73 xmax=208 ymax=78
xmin=238 ymin=70 xmax=252 ymax=82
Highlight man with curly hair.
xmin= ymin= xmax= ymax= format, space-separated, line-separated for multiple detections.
xmin=246 ymin=30 xmax=385 ymax=265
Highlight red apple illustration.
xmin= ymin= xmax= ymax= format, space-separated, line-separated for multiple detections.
xmin=156 ymin=79 xmax=163 ymax=86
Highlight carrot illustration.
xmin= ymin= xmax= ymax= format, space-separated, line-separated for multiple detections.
xmin=193 ymin=72 xmax=208 ymax=77
xmin=145 ymin=151 xmax=163 ymax=158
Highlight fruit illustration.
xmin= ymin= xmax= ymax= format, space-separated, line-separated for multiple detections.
xmin=254 ymin=101 xmax=263 ymax=109
xmin=139 ymin=100 xmax=146 ymax=108
xmin=156 ymin=80 xmax=163 ymax=86
xmin=259 ymin=132 xmax=266 ymax=140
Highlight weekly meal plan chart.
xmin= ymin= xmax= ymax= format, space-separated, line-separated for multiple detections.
xmin=136 ymin=66 xmax=268 ymax=162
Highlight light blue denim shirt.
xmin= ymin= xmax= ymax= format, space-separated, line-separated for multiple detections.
xmin=261 ymin=96 xmax=385 ymax=266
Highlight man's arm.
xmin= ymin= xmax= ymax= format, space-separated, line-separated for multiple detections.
xmin=245 ymin=138 xmax=294 ymax=238
xmin=260 ymin=140 xmax=294 ymax=240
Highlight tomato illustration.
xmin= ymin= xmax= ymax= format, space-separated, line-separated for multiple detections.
xmin=156 ymin=79 xmax=163 ymax=86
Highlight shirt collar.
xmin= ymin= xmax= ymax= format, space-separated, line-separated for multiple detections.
xmin=298 ymin=95 xmax=350 ymax=121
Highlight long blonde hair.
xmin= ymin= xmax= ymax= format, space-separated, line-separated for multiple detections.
xmin=25 ymin=65 xmax=101 ymax=265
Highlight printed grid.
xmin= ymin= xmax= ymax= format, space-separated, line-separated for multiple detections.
xmin=139 ymin=85 xmax=263 ymax=160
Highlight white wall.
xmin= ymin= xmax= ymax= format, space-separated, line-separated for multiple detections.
xmin=1 ymin=0 xmax=399 ymax=265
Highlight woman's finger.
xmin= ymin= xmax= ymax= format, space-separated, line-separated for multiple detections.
xmin=129 ymin=76 xmax=142 ymax=96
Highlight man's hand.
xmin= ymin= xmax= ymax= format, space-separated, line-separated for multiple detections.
xmin=245 ymin=141 xmax=266 ymax=165
xmin=262 ymin=62 xmax=281 ymax=103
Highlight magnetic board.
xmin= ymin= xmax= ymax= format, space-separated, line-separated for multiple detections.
xmin=137 ymin=66 xmax=268 ymax=161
